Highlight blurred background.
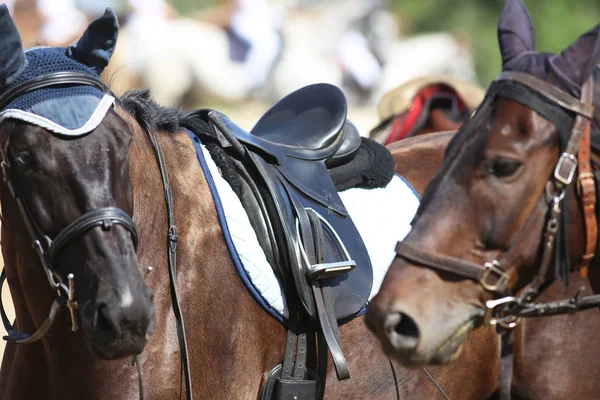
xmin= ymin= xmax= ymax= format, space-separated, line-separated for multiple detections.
xmin=5 ymin=0 xmax=600 ymax=131
xmin=1 ymin=0 xmax=600 ymax=359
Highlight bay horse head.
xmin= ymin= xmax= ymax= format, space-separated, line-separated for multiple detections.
xmin=366 ymin=0 xmax=600 ymax=366
xmin=0 ymin=6 xmax=155 ymax=359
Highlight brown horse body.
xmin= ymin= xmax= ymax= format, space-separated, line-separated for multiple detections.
xmin=121 ymin=117 xmax=500 ymax=400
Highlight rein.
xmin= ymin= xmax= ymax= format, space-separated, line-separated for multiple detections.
xmin=0 ymin=72 xmax=192 ymax=400
xmin=143 ymin=115 xmax=193 ymax=400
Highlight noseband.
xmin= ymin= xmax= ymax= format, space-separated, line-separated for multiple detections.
xmin=0 ymin=72 xmax=139 ymax=343
xmin=396 ymin=70 xmax=600 ymax=329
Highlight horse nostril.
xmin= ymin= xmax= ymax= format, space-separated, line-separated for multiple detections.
xmin=384 ymin=312 xmax=420 ymax=351
xmin=96 ymin=304 xmax=119 ymax=339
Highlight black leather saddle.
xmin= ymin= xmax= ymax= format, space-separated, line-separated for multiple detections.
xmin=202 ymin=83 xmax=372 ymax=317
xmin=185 ymin=84 xmax=373 ymax=396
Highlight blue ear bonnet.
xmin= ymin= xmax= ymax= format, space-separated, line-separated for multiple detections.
xmin=0 ymin=47 xmax=114 ymax=136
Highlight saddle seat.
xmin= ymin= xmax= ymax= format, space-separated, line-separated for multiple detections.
xmin=218 ymin=83 xmax=361 ymax=166
xmin=189 ymin=84 xmax=373 ymax=322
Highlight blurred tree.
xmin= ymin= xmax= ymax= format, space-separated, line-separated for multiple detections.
xmin=393 ymin=0 xmax=600 ymax=86
xmin=170 ymin=0 xmax=223 ymax=14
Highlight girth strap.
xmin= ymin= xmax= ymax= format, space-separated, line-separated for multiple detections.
xmin=282 ymin=181 xmax=351 ymax=381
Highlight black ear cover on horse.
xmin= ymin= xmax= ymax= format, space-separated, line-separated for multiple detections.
xmin=550 ymin=24 xmax=600 ymax=87
xmin=497 ymin=0 xmax=536 ymax=66
xmin=0 ymin=4 xmax=26 ymax=89
xmin=67 ymin=8 xmax=119 ymax=74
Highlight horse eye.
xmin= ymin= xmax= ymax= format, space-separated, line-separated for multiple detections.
xmin=487 ymin=157 xmax=521 ymax=178
xmin=14 ymin=152 xmax=33 ymax=166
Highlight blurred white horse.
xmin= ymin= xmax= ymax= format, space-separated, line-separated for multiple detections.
xmin=373 ymin=32 xmax=477 ymax=104
xmin=104 ymin=1 xmax=477 ymax=108
xmin=104 ymin=7 xmax=344 ymax=107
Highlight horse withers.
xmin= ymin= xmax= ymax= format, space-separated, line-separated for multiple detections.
xmin=367 ymin=0 xmax=600 ymax=398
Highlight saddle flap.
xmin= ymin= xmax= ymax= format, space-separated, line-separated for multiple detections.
xmin=278 ymin=157 xmax=348 ymax=216
xmin=276 ymin=159 xmax=373 ymax=320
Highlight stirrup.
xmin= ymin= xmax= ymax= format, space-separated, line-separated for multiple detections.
xmin=296 ymin=208 xmax=356 ymax=280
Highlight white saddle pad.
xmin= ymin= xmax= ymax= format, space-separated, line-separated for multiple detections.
xmin=198 ymin=143 xmax=419 ymax=320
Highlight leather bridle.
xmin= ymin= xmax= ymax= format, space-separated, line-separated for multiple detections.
xmin=0 ymin=72 xmax=139 ymax=343
xmin=0 ymin=71 xmax=193 ymax=400
xmin=396 ymin=70 xmax=600 ymax=329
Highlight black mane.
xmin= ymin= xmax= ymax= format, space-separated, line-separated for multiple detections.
xmin=119 ymin=89 xmax=182 ymax=133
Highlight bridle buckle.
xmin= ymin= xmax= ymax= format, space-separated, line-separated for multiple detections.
xmin=577 ymin=172 xmax=595 ymax=195
xmin=554 ymin=152 xmax=577 ymax=185
xmin=480 ymin=260 xmax=509 ymax=292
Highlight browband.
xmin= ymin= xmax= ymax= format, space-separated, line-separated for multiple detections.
xmin=487 ymin=81 xmax=575 ymax=147
xmin=0 ymin=72 xmax=110 ymax=111
xmin=495 ymin=71 xmax=594 ymax=118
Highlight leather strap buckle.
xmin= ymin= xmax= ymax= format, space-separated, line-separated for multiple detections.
xmin=554 ymin=152 xmax=578 ymax=186
xmin=480 ymin=260 xmax=509 ymax=292
xmin=577 ymin=172 xmax=595 ymax=196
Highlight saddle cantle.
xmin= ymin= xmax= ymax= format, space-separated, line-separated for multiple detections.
xmin=184 ymin=84 xmax=374 ymax=394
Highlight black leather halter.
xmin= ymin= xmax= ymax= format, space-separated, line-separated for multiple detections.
xmin=396 ymin=71 xmax=600 ymax=328
xmin=0 ymin=72 xmax=139 ymax=343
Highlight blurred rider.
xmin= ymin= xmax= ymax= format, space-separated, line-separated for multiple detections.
xmin=38 ymin=0 xmax=87 ymax=45
xmin=4 ymin=0 xmax=14 ymax=14
xmin=126 ymin=0 xmax=171 ymax=33
xmin=336 ymin=0 xmax=392 ymax=94
xmin=229 ymin=0 xmax=283 ymax=91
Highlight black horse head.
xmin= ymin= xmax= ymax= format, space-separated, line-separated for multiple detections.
xmin=0 ymin=6 xmax=155 ymax=359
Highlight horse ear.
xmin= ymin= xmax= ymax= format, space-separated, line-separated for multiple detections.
xmin=551 ymin=24 xmax=600 ymax=86
xmin=67 ymin=8 xmax=119 ymax=74
xmin=497 ymin=0 xmax=536 ymax=66
xmin=0 ymin=4 xmax=25 ymax=88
